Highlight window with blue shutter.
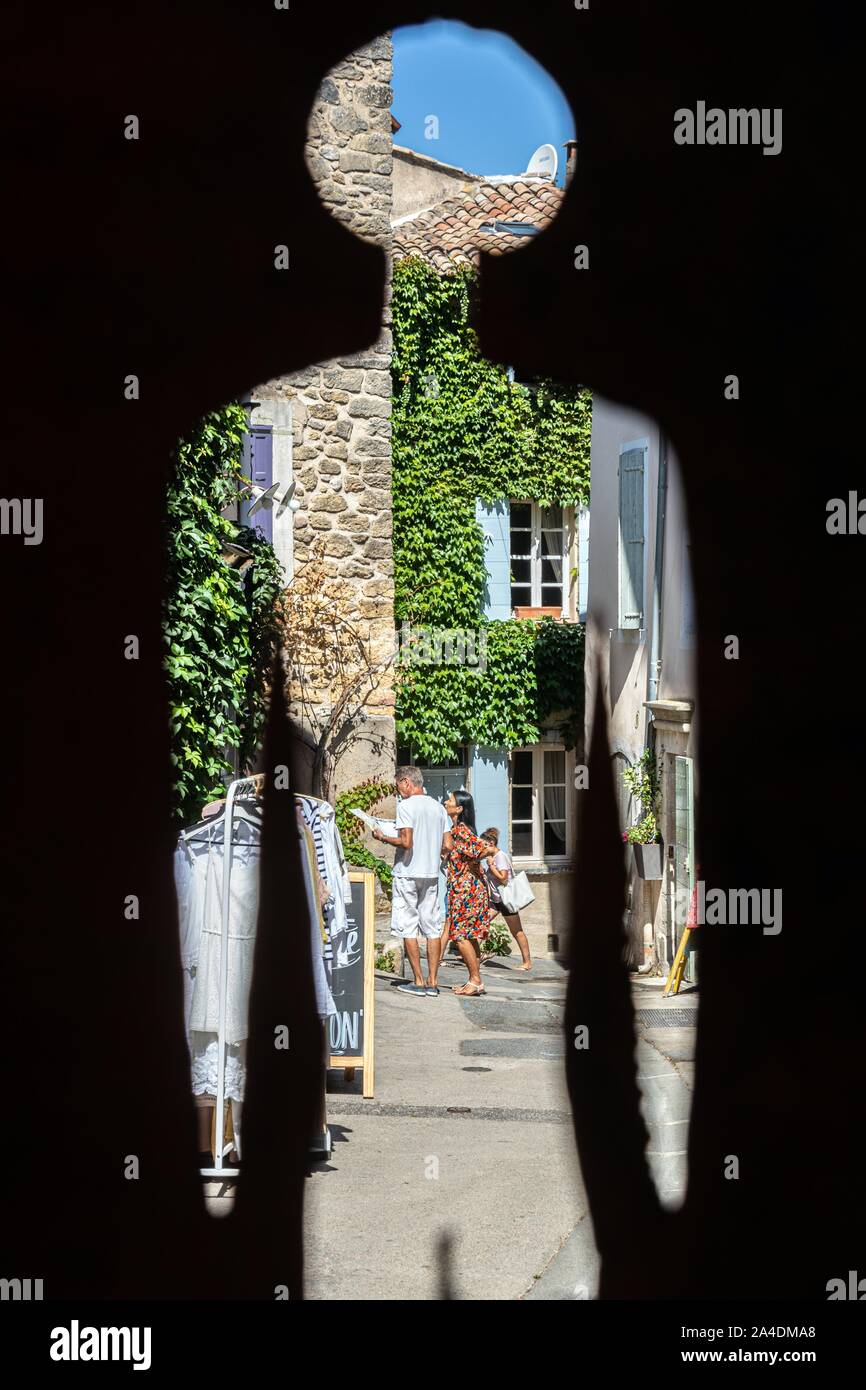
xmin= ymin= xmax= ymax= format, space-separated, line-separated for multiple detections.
xmin=618 ymin=444 xmax=646 ymax=629
xmin=476 ymin=499 xmax=511 ymax=619
xmin=471 ymin=745 xmax=510 ymax=852
xmin=240 ymin=424 xmax=274 ymax=543
xmin=577 ymin=504 xmax=590 ymax=622
xmin=508 ymin=502 xmax=570 ymax=612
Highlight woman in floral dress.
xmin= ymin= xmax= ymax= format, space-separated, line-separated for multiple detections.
xmin=443 ymin=790 xmax=494 ymax=997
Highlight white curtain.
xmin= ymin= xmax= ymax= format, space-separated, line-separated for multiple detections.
xmin=544 ymin=751 xmax=566 ymax=843
xmin=541 ymin=507 xmax=564 ymax=583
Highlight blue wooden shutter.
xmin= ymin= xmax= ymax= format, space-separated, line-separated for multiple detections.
xmin=240 ymin=425 xmax=274 ymax=542
xmin=618 ymin=447 xmax=645 ymax=628
xmin=577 ymin=504 xmax=589 ymax=622
xmin=471 ymin=746 xmax=511 ymax=853
xmin=476 ymin=499 xmax=511 ymax=619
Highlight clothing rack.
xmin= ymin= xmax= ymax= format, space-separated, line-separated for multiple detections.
xmin=201 ymin=773 xmax=261 ymax=1180
xmin=184 ymin=774 xmax=332 ymax=1178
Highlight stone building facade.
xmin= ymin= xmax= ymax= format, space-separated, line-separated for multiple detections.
xmin=248 ymin=36 xmax=396 ymax=800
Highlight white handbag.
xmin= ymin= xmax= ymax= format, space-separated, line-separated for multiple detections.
xmin=497 ymin=868 xmax=535 ymax=914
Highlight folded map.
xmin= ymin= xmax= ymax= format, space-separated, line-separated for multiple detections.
xmin=349 ymin=808 xmax=398 ymax=836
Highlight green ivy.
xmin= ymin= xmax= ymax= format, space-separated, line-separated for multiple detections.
xmin=163 ymin=404 xmax=283 ymax=826
xmin=234 ymin=522 xmax=283 ymax=771
xmin=334 ymin=778 xmax=396 ymax=892
xmin=622 ymin=750 xmax=661 ymax=844
xmin=391 ymin=257 xmax=591 ymax=759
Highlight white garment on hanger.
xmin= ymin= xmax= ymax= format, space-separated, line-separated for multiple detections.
xmin=188 ymin=835 xmax=259 ymax=1046
xmin=175 ymin=801 xmax=336 ymax=1105
xmin=189 ymin=1036 xmax=246 ymax=1102
xmin=297 ymin=823 xmax=337 ymax=1020
xmin=296 ymin=795 xmax=353 ymax=955
xmin=177 ymin=814 xmax=258 ymax=1103
xmin=174 ymin=835 xmax=214 ymax=1051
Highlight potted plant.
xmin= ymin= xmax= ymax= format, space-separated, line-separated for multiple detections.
xmin=621 ymin=751 xmax=663 ymax=879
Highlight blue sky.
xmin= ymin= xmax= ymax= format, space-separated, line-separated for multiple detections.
xmin=392 ymin=20 xmax=574 ymax=186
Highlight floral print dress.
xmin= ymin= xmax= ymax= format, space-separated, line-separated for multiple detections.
xmin=444 ymin=821 xmax=491 ymax=943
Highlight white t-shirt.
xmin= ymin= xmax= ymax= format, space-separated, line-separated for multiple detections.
xmin=392 ymin=793 xmax=450 ymax=880
xmin=484 ymin=849 xmax=513 ymax=902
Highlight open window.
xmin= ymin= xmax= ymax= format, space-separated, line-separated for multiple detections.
xmin=509 ymin=501 xmax=574 ymax=618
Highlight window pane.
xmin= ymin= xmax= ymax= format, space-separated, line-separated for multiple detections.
xmin=512 ymin=825 xmax=533 ymax=856
xmin=511 ymin=585 xmax=531 ymax=608
xmin=541 ymin=529 xmax=562 ymax=557
xmin=511 ymin=530 xmax=532 ymax=556
xmin=541 ymin=559 xmax=562 ymax=585
xmin=510 ymin=503 xmax=531 ymax=528
xmin=541 ymin=587 xmax=563 ymax=606
xmin=544 ymin=750 xmax=566 ymax=782
xmin=512 ymin=751 xmax=533 ymax=783
xmin=540 ymin=505 xmax=562 ymax=529
xmin=512 ymin=786 xmax=533 ymax=820
xmin=543 ymin=747 xmax=566 ymax=847
xmin=511 ymin=559 xmax=531 ymax=584
xmin=544 ymin=821 xmax=567 ymax=856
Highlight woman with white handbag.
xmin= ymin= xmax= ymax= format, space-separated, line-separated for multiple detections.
xmin=480 ymin=827 xmax=534 ymax=971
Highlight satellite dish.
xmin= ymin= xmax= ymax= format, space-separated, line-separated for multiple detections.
xmin=526 ymin=143 xmax=558 ymax=180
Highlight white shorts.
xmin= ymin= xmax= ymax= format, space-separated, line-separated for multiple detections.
xmin=390 ymin=876 xmax=442 ymax=940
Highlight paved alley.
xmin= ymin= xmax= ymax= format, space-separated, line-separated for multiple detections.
xmin=305 ymin=959 xmax=697 ymax=1299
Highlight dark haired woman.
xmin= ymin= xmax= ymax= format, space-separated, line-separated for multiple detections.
xmin=442 ymin=790 xmax=491 ymax=997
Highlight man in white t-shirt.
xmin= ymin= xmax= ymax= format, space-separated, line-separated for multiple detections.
xmin=372 ymin=765 xmax=451 ymax=997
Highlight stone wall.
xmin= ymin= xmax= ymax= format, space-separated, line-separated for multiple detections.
xmin=250 ymin=36 xmax=396 ymax=801
xmin=392 ymin=146 xmax=484 ymax=222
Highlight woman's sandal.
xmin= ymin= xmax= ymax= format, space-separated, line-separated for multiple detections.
xmin=453 ymin=982 xmax=485 ymax=996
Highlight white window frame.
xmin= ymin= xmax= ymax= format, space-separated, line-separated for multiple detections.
xmin=509 ymin=501 xmax=576 ymax=615
xmin=510 ymin=743 xmax=574 ymax=867
xmin=616 ymin=438 xmax=649 ymax=634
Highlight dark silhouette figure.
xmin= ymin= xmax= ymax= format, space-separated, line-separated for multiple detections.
xmin=0 ymin=0 xmax=857 ymax=1320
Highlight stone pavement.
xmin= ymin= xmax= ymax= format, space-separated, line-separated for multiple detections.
xmin=204 ymin=954 xmax=697 ymax=1300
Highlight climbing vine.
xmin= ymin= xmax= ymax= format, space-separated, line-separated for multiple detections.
xmin=391 ymin=257 xmax=591 ymax=760
xmin=163 ymin=404 xmax=283 ymax=826
xmin=334 ymin=778 xmax=396 ymax=891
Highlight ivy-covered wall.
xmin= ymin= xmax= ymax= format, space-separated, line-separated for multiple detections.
xmin=163 ymin=405 xmax=283 ymax=825
xmin=391 ymin=257 xmax=591 ymax=763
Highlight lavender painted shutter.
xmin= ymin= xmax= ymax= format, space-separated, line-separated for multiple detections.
xmin=240 ymin=425 xmax=274 ymax=542
xmin=250 ymin=426 xmax=274 ymax=543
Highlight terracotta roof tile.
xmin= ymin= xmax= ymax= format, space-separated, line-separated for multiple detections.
xmin=393 ymin=176 xmax=565 ymax=270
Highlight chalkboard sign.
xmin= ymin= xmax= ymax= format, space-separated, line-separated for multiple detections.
xmin=328 ymin=869 xmax=375 ymax=1097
